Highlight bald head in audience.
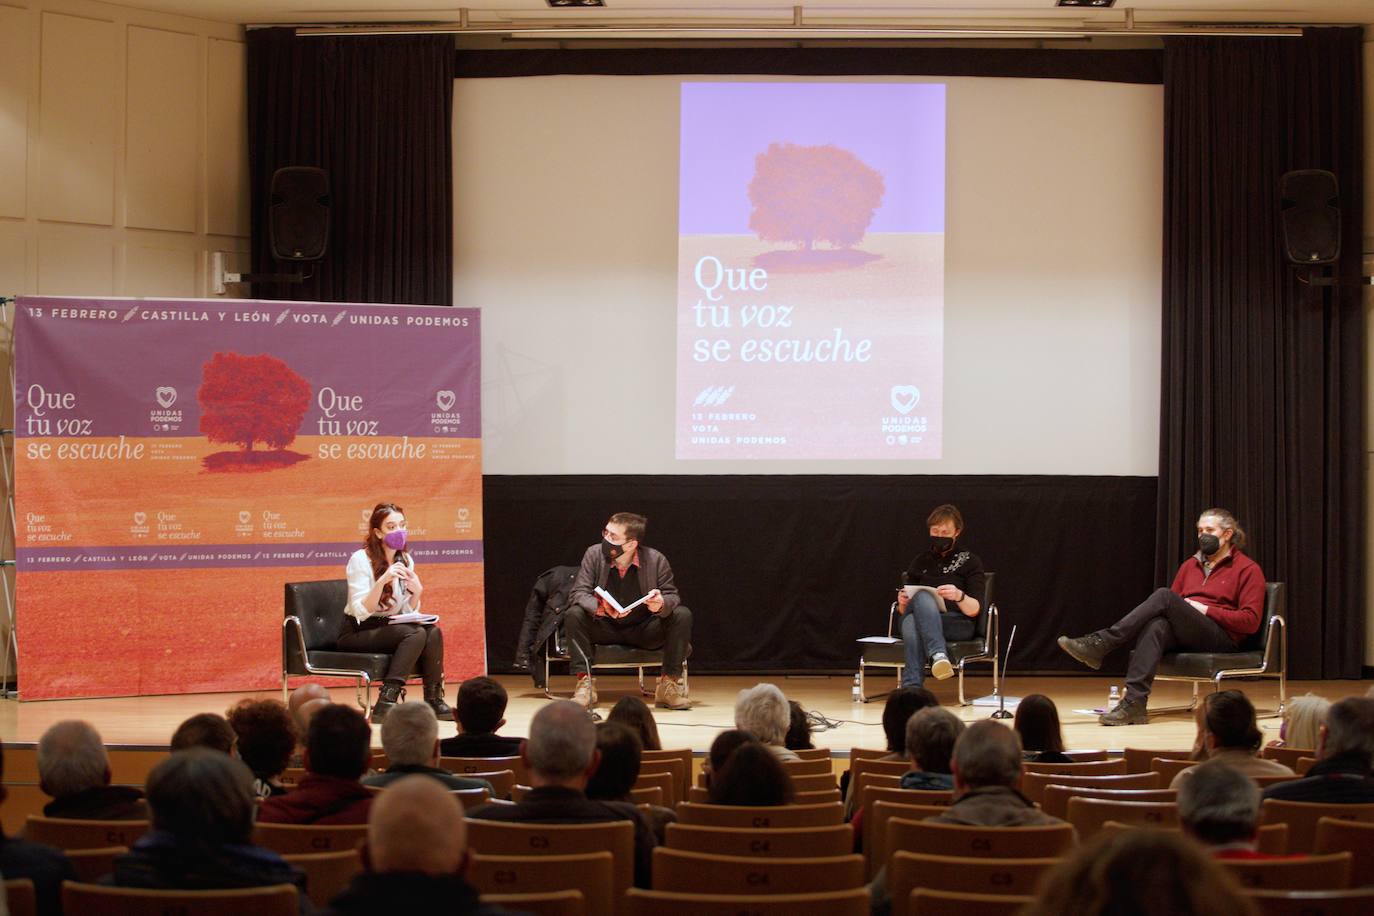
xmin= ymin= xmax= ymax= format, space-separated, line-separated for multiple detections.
xmin=523 ymin=699 xmax=600 ymax=789
xmin=289 ymin=684 xmax=331 ymax=730
xmin=368 ymin=775 xmax=467 ymax=875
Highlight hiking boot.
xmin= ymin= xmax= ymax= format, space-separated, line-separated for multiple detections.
xmin=370 ymin=682 xmax=405 ymax=723
xmin=930 ymin=653 xmax=954 ymax=680
xmin=425 ymin=683 xmax=454 ymax=721
xmin=1099 ymin=698 xmax=1148 ymax=726
xmin=654 ymin=677 xmax=690 ymax=710
xmin=572 ymin=675 xmax=597 ymax=710
xmin=1057 ymin=633 xmax=1114 ymax=671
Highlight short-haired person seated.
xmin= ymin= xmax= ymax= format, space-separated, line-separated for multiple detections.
xmin=1172 ymin=690 xmax=1293 ymax=787
xmin=1058 ymin=508 xmax=1266 ymax=725
xmin=258 ymin=704 xmax=374 ymax=825
xmin=565 ymin=512 xmax=692 ymax=711
xmin=0 ymin=740 xmax=78 ymax=916
xmin=734 ymin=683 xmax=799 ymax=762
xmin=1178 ymin=760 xmax=1292 ymax=859
xmin=226 ymin=699 xmax=297 ymax=800
xmin=170 ymin=712 xmax=237 ymax=755
xmin=364 ymin=702 xmax=493 ymax=793
xmin=37 ymin=720 xmax=147 ymax=820
xmin=707 ymin=741 xmax=796 ymax=807
xmin=901 ymin=706 xmax=964 ymax=790
xmin=110 ymin=749 xmax=308 ymax=912
xmin=338 ymin=502 xmax=451 ymax=723
xmin=1262 ymin=696 xmax=1374 ymax=803
xmin=894 ymin=504 xmax=986 ymax=688
xmin=439 ymin=677 xmax=524 ymax=758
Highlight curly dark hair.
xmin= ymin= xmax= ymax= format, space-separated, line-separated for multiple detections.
xmin=226 ymin=698 xmax=297 ymax=780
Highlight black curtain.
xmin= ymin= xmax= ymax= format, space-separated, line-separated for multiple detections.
xmin=1157 ymin=28 xmax=1365 ymax=678
xmin=246 ymin=28 xmax=453 ymax=305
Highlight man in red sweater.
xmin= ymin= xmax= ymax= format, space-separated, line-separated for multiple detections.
xmin=1058 ymin=508 xmax=1265 ymax=725
xmin=258 ymin=704 xmax=373 ymax=825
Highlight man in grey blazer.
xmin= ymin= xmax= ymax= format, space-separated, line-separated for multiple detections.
xmin=564 ymin=512 xmax=692 ymax=711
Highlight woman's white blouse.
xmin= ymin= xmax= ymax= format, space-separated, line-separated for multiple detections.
xmin=344 ymin=548 xmax=419 ymax=624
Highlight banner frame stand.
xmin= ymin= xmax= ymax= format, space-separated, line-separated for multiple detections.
xmin=1 ymin=297 xmax=18 ymax=698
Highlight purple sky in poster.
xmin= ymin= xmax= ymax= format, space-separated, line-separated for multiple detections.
xmin=679 ymin=82 xmax=946 ymax=236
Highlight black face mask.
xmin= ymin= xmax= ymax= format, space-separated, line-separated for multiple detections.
xmin=931 ymin=536 xmax=955 ymax=555
xmin=602 ymin=538 xmax=627 ymax=561
xmin=1198 ymin=533 xmax=1222 ymax=557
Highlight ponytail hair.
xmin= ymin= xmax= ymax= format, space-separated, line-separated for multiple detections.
xmin=1201 ymin=507 xmax=1246 ymax=551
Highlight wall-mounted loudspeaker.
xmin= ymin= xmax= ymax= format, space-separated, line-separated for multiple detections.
xmin=1279 ymin=169 xmax=1340 ymax=265
xmin=269 ymin=167 xmax=330 ymax=262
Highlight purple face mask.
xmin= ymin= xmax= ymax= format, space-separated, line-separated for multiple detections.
xmin=383 ymin=529 xmax=408 ymax=550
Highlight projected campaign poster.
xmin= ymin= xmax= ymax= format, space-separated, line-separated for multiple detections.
xmin=677 ymin=82 xmax=946 ymax=460
xmin=13 ymin=297 xmax=483 ymax=700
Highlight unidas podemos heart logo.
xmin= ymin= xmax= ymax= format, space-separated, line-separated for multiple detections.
xmin=155 ymin=387 xmax=177 ymax=408
xmin=889 ymin=385 xmax=920 ymax=416
xmin=436 ymin=390 xmax=456 ymax=412
xmin=133 ymin=512 xmax=147 ymax=526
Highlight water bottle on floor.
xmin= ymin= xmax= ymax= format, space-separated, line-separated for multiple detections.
xmin=1107 ymin=684 xmax=1120 ymax=712
xmin=852 ymin=674 xmax=862 ymax=705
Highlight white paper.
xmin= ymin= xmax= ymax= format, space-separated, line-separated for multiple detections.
xmin=387 ymin=611 xmax=439 ymax=625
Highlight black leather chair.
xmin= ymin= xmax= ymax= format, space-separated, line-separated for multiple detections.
xmin=855 ymin=573 xmax=997 ymax=705
xmin=283 ymin=579 xmax=410 ymax=713
xmin=1151 ymin=581 xmax=1286 ymax=717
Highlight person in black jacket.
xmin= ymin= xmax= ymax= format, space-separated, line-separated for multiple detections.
xmin=895 ymin=504 xmax=986 ymax=688
xmin=0 ymin=740 xmax=77 ymax=916
xmin=37 ymin=720 xmax=147 ymax=819
xmin=439 ymin=677 xmax=524 ymax=759
xmin=1263 ymin=696 xmax=1374 ymax=803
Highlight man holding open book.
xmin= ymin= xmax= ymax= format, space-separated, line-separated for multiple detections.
xmin=564 ymin=512 xmax=692 ymax=711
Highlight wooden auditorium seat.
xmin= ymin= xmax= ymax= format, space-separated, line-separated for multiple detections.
xmin=1039 ymin=786 xmax=1176 ymax=820
xmin=463 ymin=818 xmax=634 ymax=908
xmin=61 ymin=881 xmax=299 ymax=916
xmin=889 ymin=852 xmax=1062 ymax=916
xmin=674 ymin=802 xmax=843 ymax=828
xmin=281 ymin=848 xmax=364 ymax=907
xmin=664 ymin=822 xmax=853 ymax=858
xmin=23 ymin=816 xmax=149 ymax=850
xmin=467 ymin=851 xmax=614 ymax=915
xmin=650 ymin=847 xmax=865 ymax=895
xmin=1261 ymin=800 xmax=1374 ymax=853
xmin=1222 ymin=852 xmax=1352 ymax=891
xmin=1122 ymin=747 xmax=1191 ymax=774
xmin=1246 ymin=888 xmax=1374 ymax=916
xmin=1314 ymin=817 xmax=1374 ymax=886
xmin=481 ymin=890 xmax=585 ymax=916
xmin=1065 ymin=797 xmax=1178 ymax=839
xmin=1021 ymin=758 xmax=1127 ymax=777
xmin=252 ymin=822 xmax=367 ymax=854
xmin=910 ymin=888 xmax=1034 ymax=916
xmin=625 ymin=887 xmax=869 ymax=916
xmin=65 ymin=845 xmax=127 ymax=884
xmin=1020 ymin=771 xmax=1163 ymax=806
xmin=1099 ymin=820 xmax=1290 ymax=855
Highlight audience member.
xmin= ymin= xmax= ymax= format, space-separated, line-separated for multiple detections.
xmin=707 ymin=741 xmax=796 ymax=807
xmin=1023 ymin=829 xmax=1257 ymax=916
xmin=607 ymin=695 xmax=663 ymax=752
xmin=37 ymin=720 xmax=146 ymax=819
xmin=170 ymin=712 xmax=237 ymax=755
xmin=439 ymin=676 xmax=524 ymax=758
xmin=364 ymin=702 xmax=493 ymax=793
xmin=226 ymin=699 xmax=297 ymax=800
xmin=0 ymin=740 xmax=78 ymax=916
xmin=587 ymin=722 xmax=676 ymax=841
xmin=1269 ymin=693 xmax=1329 ymax=750
xmin=900 ymin=707 xmax=964 ymax=790
xmin=1172 ymin=690 xmax=1293 ymax=787
xmin=734 ymin=683 xmax=800 ymax=762
xmin=110 ymin=749 xmax=307 ymax=910
xmin=1014 ymin=694 xmax=1072 ymax=763
xmin=258 ymin=704 xmax=374 ymax=824
xmin=843 ymin=686 xmax=940 ymax=817
xmin=785 ymin=700 xmax=814 ymax=751
xmin=702 ymin=729 xmax=756 ymax=791
xmin=931 ymin=721 xmax=1064 ymax=828
xmin=1178 ymin=761 xmax=1289 ymax=859
xmin=288 ymin=683 xmax=330 ymax=731
xmin=318 ymin=775 xmax=508 ymax=916
xmin=1264 ymin=696 xmax=1374 ymax=802
xmin=466 ymin=700 xmax=656 ymax=887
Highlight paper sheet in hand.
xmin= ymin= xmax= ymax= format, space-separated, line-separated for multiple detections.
xmin=387 ymin=612 xmax=440 ymax=625
xmin=594 ymin=586 xmax=650 ymax=619
xmin=902 ymin=585 xmax=945 ymax=600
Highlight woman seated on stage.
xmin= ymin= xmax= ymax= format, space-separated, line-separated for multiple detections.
xmin=339 ymin=502 xmax=450 ymax=722
xmin=895 ymin=504 xmax=986 ymax=688
xmin=1014 ymin=694 xmax=1073 ymax=763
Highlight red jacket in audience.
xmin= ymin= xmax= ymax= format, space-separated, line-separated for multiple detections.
xmin=256 ymin=774 xmax=373 ymax=825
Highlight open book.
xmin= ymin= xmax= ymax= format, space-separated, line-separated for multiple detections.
xmin=902 ymin=584 xmax=945 ymax=601
xmin=594 ymin=585 xmax=652 ymax=619
xmin=387 ymin=611 xmax=440 ymax=625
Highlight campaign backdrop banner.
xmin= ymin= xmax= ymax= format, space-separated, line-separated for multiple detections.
xmin=13 ymin=297 xmax=483 ymax=700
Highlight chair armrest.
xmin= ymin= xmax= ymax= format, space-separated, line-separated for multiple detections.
xmin=1263 ymin=613 xmax=1285 ymax=672
xmin=283 ymin=615 xmax=311 ymax=670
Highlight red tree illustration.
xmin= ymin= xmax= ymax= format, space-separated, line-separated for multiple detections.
xmin=198 ymin=352 xmax=311 ymax=454
xmin=748 ymin=143 xmax=885 ymax=249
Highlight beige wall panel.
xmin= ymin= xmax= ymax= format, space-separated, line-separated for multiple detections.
xmin=206 ymin=38 xmax=248 ymax=238
xmin=0 ymin=6 xmax=32 ymax=219
xmin=0 ymin=227 xmax=29 ymax=295
xmin=124 ymin=242 xmax=198 ymax=297
xmin=37 ymin=11 xmax=118 ymax=226
xmin=125 ymin=26 xmax=199 ymax=233
xmin=36 ymin=228 xmax=113 ymax=296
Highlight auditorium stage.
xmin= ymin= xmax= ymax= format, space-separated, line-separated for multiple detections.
xmin=1 ymin=675 xmax=1363 ymax=754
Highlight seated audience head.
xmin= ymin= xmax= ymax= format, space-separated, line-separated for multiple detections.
xmin=1024 ymin=828 xmax=1256 ymax=916
xmin=1202 ymin=690 xmax=1263 ymax=755
xmin=297 ymin=697 xmax=332 ymax=734
xmin=225 ymin=699 xmax=296 ymax=782
xmin=1318 ymin=696 xmax=1374 ymax=765
xmin=881 ymin=686 xmax=939 ymax=755
xmin=585 ymin=722 xmax=643 ymax=801
xmin=146 ymin=748 xmax=257 ymax=847
xmin=1177 ymin=760 xmax=1262 ymax=849
xmin=951 ymin=720 xmax=1023 ymax=791
xmin=734 ymin=683 xmax=790 ymax=747
xmin=707 ymin=740 xmax=795 ymax=807
xmin=704 ymin=729 xmax=756 ymax=788
xmin=288 ymin=683 xmax=330 ymax=730
xmin=368 ymin=774 xmax=467 ymax=875
xmin=1281 ymin=693 xmax=1330 ymax=749
xmin=381 ymin=701 xmax=441 ymax=768
xmin=524 ymin=699 xmax=599 ymax=788
xmin=785 ymin=701 xmax=814 ymax=751
xmin=906 ymin=706 xmax=965 ymax=774
xmin=607 ymin=695 xmax=662 ymax=752
xmin=306 ymin=704 xmax=372 ymax=781
xmin=1013 ymin=693 xmax=1065 ymax=754
xmin=170 ymin=712 xmax=237 ymax=755
xmin=37 ymin=720 xmax=110 ymax=799
xmin=455 ymin=676 xmax=508 ymax=736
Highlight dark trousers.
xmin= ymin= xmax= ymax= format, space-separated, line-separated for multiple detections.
xmin=336 ymin=623 xmax=444 ymax=686
xmin=1100 ymin=587 xmax=1236 ymax=703
xmin=562 ymin=606 xmax=693 ymax=678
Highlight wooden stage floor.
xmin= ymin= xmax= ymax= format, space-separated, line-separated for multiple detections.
xmin=0 ymin=675 xmax=1366 ymax=754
